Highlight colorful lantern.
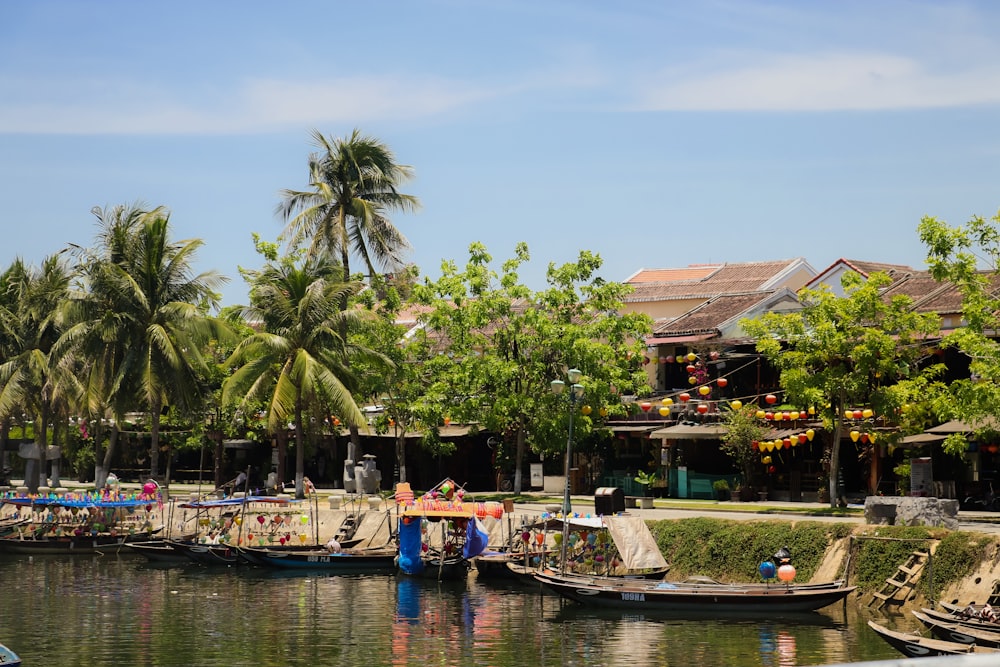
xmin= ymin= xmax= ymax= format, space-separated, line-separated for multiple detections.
xmin=756 ymin=410 xmax=766 ymax=419
xmin=679 ymin=393 xmax=691 ymax=403
xmin=862 ymin=408 xmax=874 ymax=419
xmin=688 ymin=376 xmax=697 ymax=385
xmin=789 ymin=410 xmax=800 ymax=420
xmin=659 ymin=407 xmax=670 ymax=417
xmin=731 ymin=400 xmax=743 ymax=411
xmin=662 ymin=397 xmax=674 ymax=407
xmin=777 ymin=564 xmax=796 ymax=582
xmin=686 ymin=352 xmax=697 ymax=362
xmin=640 ymin=402 xmax=652 ymax=412
xmin=698 ymin=385 xmax=710 ymax=396
xmin=765 ymin=394 xmax=777 ymax=405
xmin=853 ymin=409 xmax=863 ymax=420
xmin=696 ymin=403 xmax=709 ymax=414
xmin=850 ymin=430 xmax=860 ymax=442
xmin=581 ymin=404 xmax=592 ymax=415
xmin=806 ymin=429 xmax=815 ymax=441
xmin=717 ymin=377 xmax=728 ymax=388
xmin=686 ymin=364 xmax=697 ymax=374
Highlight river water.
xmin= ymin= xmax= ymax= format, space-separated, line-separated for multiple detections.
xmin=0 ymin=555 xmax=904 ymax=666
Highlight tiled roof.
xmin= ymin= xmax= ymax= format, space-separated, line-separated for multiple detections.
xmin=627 ymin=266 xmax=721 ymax=283
xmin=625 ymin=260 xmax=802 ymax=302
xmin=653 ymin=291 xmax=775 ymax=335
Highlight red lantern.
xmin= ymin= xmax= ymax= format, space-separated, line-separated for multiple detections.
xmin=782 ymin=438 xmax=791 ymax=449
xmin=717 ymin=377 xmax=728 ymax=388
xmin=853 ymin=409 xmax=863 ymax=420
xmin=679 ymin=393 xmax=691 ymax=403
xmin=765 ymin=394 xmax=777 ymax=405
xmin=767 ymin=465 xmax=776 ymax=474
xmin=797 ymin=433 xmax=808 ymax=445
xmin=764 ymin=412 xmax=774 ymax=420
xmin=640 ymin=402 xmax=652 ymax=412
xmin=751 ymin=441 xmax=759 ymax=450
xmin=697 ymin=403 xmax=709 ymax=414
xmin=686 ymin=364 xmax=696 ymax=374
xmin=665 ymin=355 xmax=675 ymax=364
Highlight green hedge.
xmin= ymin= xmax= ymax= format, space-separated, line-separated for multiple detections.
xmin=648 ymin=518 xmax=853 ymax=583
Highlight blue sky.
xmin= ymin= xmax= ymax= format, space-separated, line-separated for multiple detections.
xmin=3 ymin=1 xmax=1000 ymax=307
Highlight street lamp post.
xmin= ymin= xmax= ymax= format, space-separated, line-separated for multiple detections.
xmin=551 ymin=368 xmax=584 ymax=572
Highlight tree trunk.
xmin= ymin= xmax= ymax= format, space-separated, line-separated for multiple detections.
xmin=276 ymin=430 xmax=288 ymax=490
xmin=294 ymin=406 xmax=305 ymax=499
xmin=828 ymin=394 xmax=845 ymax=509
xmin=395 ymin=426 xmax=407 ymax=484
xmin=98 ymin=423 xmax=119 ymax=489
xmin=33 ymin=408 xmax=48 ymax=492
xmin=513 ymin=425 xmax=526 ymax=494
xmin=149 ymin=400 xmax=161 ymax=481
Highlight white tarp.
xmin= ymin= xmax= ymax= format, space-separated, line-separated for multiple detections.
xmin=603 ymin=515 xmax=668 ymax=571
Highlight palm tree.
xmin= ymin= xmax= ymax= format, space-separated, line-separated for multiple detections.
xmin=0 ymin=255 xmax=72 ymax=491
xmin=56 ymin=204 xmax=227 ymax=484
xmin=223 ymin=255 xmax=375 ymax=498
xmin=278 ymin=129 xmax=418 ymax=461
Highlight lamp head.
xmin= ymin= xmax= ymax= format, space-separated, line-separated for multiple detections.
xmin=551 ymin=379 xmax=566 ymax=395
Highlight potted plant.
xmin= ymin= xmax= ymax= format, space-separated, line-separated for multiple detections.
xmin=633 ymin=470 xmax=659 ymax=508
xmin=720 ymin=405 xmax=767 ymax=502
xmin=712 ymin=479 xmax=731 ymax=501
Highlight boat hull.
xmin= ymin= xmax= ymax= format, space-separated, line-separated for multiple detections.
xmin=534 ymin=571 xmax=855 ymax=613
xmin=867 ymin=620 xmax=995 ymax=658
xmin=0 ymin=533 xmax=150 ymax=555
xmin=239 ymin=547 xmax=397 ymax=573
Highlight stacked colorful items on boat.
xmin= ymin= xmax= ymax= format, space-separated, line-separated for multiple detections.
xmin=0 ymin=483 xmax=165 ymax=553
xmin=395 ymin=479 xmax=501 ymax=579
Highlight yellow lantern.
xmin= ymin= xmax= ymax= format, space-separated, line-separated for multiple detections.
xmin=599 ymin=407 xmax=608 ymax=417
xmin=868 ymin=432 xmax=877 ymax=443
xmin=661 ymin=397 xmax=673 ymax=406
xmin=756 ymin=410 xmax=766 ymax=419
xmin=765 ymin=441 xmax=775 ymax=452
xmin=862 ymin=408 xmax=874 ymax=419
xmin=789 ymin=411 xmax=800 ymax=420
xmin=581 ymin=405 xmax=592 ymax=415
xmin=686 ymin=352 xmax=697 ymax=362
xmin=658 ymin=407 xmax=670 ymax=417
xmin=698 ymin=385 xmax=710 ymax=396
xmin=808 ymin=406 xmax=815 ymax=415
xmin=731 ymin=400 xmax=743 ymax=411
xmin=844 ymin=410 xmax=853 ymax=420
xmin=850 ymin=430 xmax=860 ymax=442
xmin=688 ymin=376 xmax=697 ymax=385
xmin=805 ymin=429 xmax=815 ymax=441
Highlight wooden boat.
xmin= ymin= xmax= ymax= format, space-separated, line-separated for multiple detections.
xmin=867 ymin=620 xmax=999 ymax=658
xmin=167 ymin=539 xmax=243 ymax=566
xmin=395 ymin=479 xmax=498 ymax=581
xmin=534 ymin=570 xmax=856 ymax=613
xmin=0 ymin=489 xmax=164 ymax=555
xmin=912 ymin=609 xmax=1000 ymax=648
xmin=238 ymin=545 xmax=397 ymax=573
xmin=122 ymin=538 xmax=195 ymax=563
xmin=937 ymin=602 xmax=1000 ymax=628
xmin=0 ymin=641 xmax=21 ymax=666
xmin=919 ymin=606 xmax=1000 ymax=633
xmin=476 ymin=515 xmax=669 ymax=583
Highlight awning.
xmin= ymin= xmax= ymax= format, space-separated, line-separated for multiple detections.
xmin=927 ymin=418 xmax=1000 ymax=434
xmin=899 ymin=432 xmax=947 ymax=445
xmin=646 ymin=333 xmax=717 ymax=345
xmin=650 ymin=423 xmax=727 ymax=440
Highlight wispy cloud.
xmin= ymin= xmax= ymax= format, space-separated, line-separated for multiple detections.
xmin=634 ymin=52 xmax=1000 ymax=111
xmin=0 ymin=75 xmax=496 ymax=135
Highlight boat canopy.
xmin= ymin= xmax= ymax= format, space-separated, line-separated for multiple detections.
xmin=531 ymin=515 xmax=668 ymax=571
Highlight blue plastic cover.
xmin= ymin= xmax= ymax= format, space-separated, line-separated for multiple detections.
xmin=397 ymin=517 xmax=425 ymax=575
xmin=462 ymin=517 xmax=488 ymax=559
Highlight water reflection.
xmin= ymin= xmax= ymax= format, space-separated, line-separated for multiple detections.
xmin=0 ymin=556 xmax=899 ymax=667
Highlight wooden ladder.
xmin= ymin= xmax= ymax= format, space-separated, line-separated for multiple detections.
xmin=334 ymin=512 xmax=360 ymax=543
xmin=869 ymin=550 xmax=929 ymax=610
xmin=988 ymin=580 xmax=1000 ymax=606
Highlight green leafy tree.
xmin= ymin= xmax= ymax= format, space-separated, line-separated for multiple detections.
xmin=920 ymin=211 xmax=1000 ymax=454
xmin=0 ymin=255 xmax=72 ymax=491
xmin=413 ymin=242 xmax=651 ymax=493
xmin=278 ymin=128 xmax=419 ymax=461
xmin=741 ymin=272 xmax=942 ymax=506
xmin=720 ymin=405 xmax=769 ymax=492
xmin=56 ymin=204 xmax=227 ymax=484
xmin=223 ymin=253 xmax=377 ymax=498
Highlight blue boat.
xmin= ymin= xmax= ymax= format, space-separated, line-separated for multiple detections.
xmin=0 ymin=641 xmax=21 ymax=666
